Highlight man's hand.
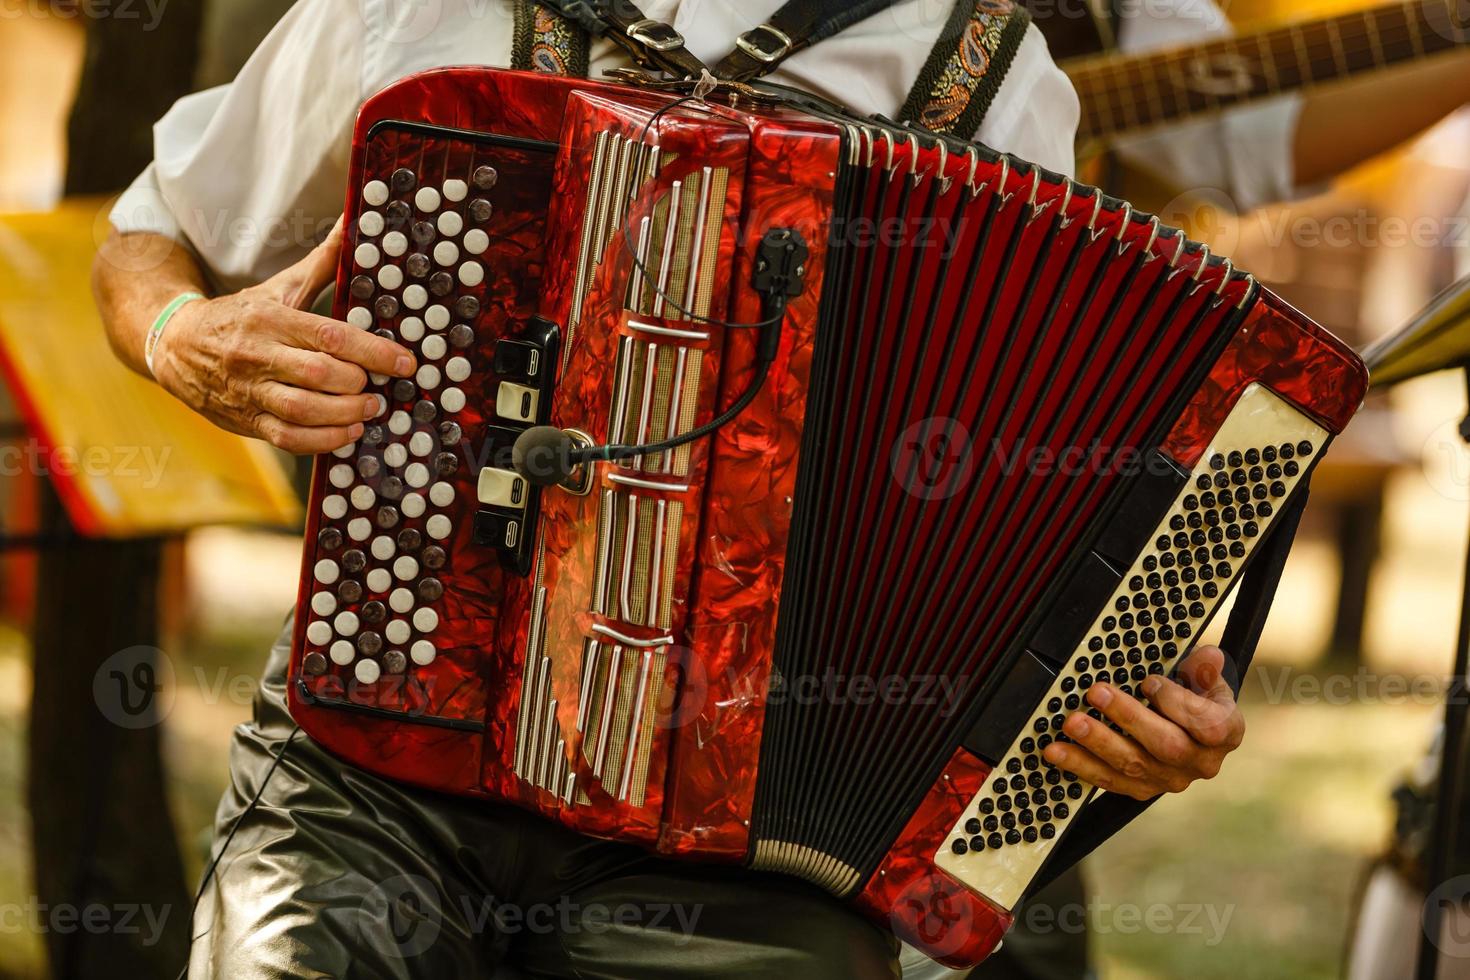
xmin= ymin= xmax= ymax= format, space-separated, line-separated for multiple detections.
xmin=1041 ymin=646 xmax=1244 ymax=801
xmin=149 ymin=219 xmax=417 ymax=454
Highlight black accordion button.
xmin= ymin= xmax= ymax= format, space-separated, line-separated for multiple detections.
xmin=393 ymin=379 xmax=417 ymax=403
xmin=342 ymin=549 xmax=367 ymax=574
xmin=361 ymin=600 xmax=386 ymax=625
xmin=317 ymin=527 xmax=343 ymax=551
xmin=377 ymin=505 xmax=401 ymax=530
xmin=358 ymin=455 xmax=381 ymax=480
xmin=979 ymin=797 xmax=996 ymax=814
xmin=472 ymin=165 xmax=498 ymax=191
xmin=382 ymin=649 xmax=407 ymax=675
xmin=418 ymin=578 xmax=444 ymax=602
xmin=390 ymin=168 xmax=416 ymax=193
xmin=357 ymin=631 xmax=382 ymax=656
xmin=965 ymin=818 xmax=983 ymax=835
xmin=1040 ymin=824 xmax=1057 ymax=840
xmin=983 ymin=815 xmax=999 ymax=833
xmin=454 ymin=296 xmax=481 ymax=320
xmin=385 ymin=200 xmax=411 ymax=229
xmin=413 ymin=400 xmax=438 ymax=424
xmin=303 ymin=652 xmax=328 ymax=676
xmin=950 ymin=838 xmax=968 ymax=856
xmin=337 ymin=580 xmax=363 ymax=604
xmin=467 ymin=197 xmax=493 ymax=222
xmin=970 ymin=836 xmax=987 ymax=851
xmin=350 ymin=275 xmax=375 ymax=300
xmin=1023 ymin=827 xmax=1039 ymax=844
xmin=988 ymin=833 xmax=1004 ymax=850
xmin=1005 ymin=830 xmax=1022 ymax=846
xmin=363 ymin=424 xmax=385 ymax=446
xmin=375 ymin=295 xmax=400 ymax=320
xmin=1055 ymin=802 xmax=1072 ymax=818
xmin=429 ymin=271 xmax=455 ymax=297
xmin=406 ymin=253 xmax=432 ymax=278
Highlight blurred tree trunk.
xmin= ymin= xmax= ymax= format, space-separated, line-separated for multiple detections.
xmin=29 ymin=6 xmax=204 ymax=979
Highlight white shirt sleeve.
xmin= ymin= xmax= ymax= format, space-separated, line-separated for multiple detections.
xmin=110 ymin=0 xmax=368 ymax=292
xmin=1111 ymin=0 xmax=1303 ymax=212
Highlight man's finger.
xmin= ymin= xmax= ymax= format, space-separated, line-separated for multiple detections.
xmin=1042 ymin=741 xmax=1159 ymax=802
xmin=1141 ymin=671 xmax=1243 ymax=750
xmin=256 ymin=382 xmax=383 ymax=427
xmin=254 ymin=412 xmax=364 ymax=456
xmin=1178 ymin=646 xmax=1237 ymax=707
xmin=280 ymin=309 xmax=416 ymax=378
xmin=266 ymin=345 xmax=372 ymax=395
xmin=1060 ymin=707 xmax=1164 ymax=785
xmin=1083 ymin=683 xmax=1198 ymax=770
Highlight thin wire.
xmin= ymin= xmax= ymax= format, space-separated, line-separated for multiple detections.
xmin=175 ymin=724 xmax=302 ymax=980
xmin=621 ymin=94 xmax=786 ymax=332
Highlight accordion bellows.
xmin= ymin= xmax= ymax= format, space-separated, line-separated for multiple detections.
xmin=289 ymin=67 xmax=1367 ymax=967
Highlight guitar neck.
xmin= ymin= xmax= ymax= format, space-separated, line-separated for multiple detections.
xmin=1072 ymin=0 xmax=1469 ymax=144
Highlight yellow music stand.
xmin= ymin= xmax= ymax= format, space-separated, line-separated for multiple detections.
xmin=0 ymin=199 xmax=299 ymax=536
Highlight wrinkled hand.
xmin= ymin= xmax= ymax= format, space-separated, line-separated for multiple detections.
xmin=153 ymin=218 xmax=417 ymax=454
xmin=1042 ymin=646 xmax=1244 ymax=801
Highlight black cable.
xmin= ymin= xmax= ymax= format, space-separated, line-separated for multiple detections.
xmin=175 ymin=724 xmax=301 ymax=980
xmin=579 ymin=353 xmax=775 ymax=464
xmin=621 ymin=94 xmax=786 ymax=333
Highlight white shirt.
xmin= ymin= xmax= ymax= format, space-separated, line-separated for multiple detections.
xmin=111 ymin=0 xmax=1300 ymax=292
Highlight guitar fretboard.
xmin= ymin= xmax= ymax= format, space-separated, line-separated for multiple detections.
xmin=1072 ymin=0 xmax=1470 ymax=143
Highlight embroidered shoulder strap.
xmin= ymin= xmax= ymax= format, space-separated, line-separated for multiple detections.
xmin=897 ymin=0 xmax=1031 ymax=138
xmin=511 ymin=1 xmax=591 ymax=77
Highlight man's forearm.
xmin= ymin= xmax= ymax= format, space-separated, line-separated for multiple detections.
xmin=1294 ymin=48 xmax=1470 ymax=187
xmin=93 ymin=231 xmax=211 ymax=380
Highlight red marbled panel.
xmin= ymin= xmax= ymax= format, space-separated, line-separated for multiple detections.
xmin=856 ymin=749 xmax=1011 ymax=969
xmin=1162 ymin=290 xmax=1370 ymax=468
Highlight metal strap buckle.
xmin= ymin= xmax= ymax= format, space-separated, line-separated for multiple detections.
xmin=735 ymin=23 xmax=794 ymax=63
xmin=626 ymin=18 xmax=686 ymax=52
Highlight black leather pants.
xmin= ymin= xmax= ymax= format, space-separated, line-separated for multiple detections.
xmin=187 ymin=617 xmax=1088 ymax=979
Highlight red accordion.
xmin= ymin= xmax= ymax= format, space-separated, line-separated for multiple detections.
xmin=288 ymin=67 xmax=1368 ymax=966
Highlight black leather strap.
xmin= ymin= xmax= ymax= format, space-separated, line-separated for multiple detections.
xmin=1025 ymin=487 xmax=1311 ymax=899
xmin=712 ymin=0 xmax=907 ymax=82
xmin=536 ymin=0 xmax=712 ymax=79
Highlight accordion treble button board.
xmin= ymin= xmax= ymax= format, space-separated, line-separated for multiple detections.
xmin=933 ymin=382 xmax=1328 ymax=912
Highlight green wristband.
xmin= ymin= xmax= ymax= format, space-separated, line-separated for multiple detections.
xmin=144 ymin=291 xmax=205 ymax=377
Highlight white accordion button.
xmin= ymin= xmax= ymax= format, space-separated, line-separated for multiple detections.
xmin=377 ymin=264 xmax=403 ymax=291
xmin=437 ymin=210 xmax=463 ymax=236
xmin=354 ymin=658 xmax=382 ymax=685
xmin=370 ymin=369 xmax=389 ymax=385
xmin=409 ymin=431 xmax=434 ymax=457
xmin=458 ymin=262 xmax=484 ymax=287
xmin=322 ymin=494 xmax=348 ymax=520
xmin=332 ymin=441 xmax=356 ymax=459
xmin=306 ymin=620 xmax=332 ymax=646
xmin=394 ymin=555 xmax=419 ymax=581
xmin=433 ymin=241 xmax=459 ymax=267
xmin=426 ymin=514 xmax=452 ymax=541
xmin=385 ymin=619 xmax=411 ymax=645
xmin=313 ymin=559 xmax=340 ymax=585
xmin=389 ymin=410 xmax=412 ymax=436
xmin=429 ymin=481 xmax=454 ymax=507
xmin=440 ymin=387 xmax=466 ymax=413
xmin=402 ymin=492 xmax=426 ymax=518
xmin=412 ymin=607 xmax=439 ymax=633
xmin=405 ymin=462 xmax=430 ymax=488
xmin=415 ymin=187 xmax=441 ymax=212
xmin=446 ymin=356 xmax=471 ymax=383
xmin=353 ymin=243 xmax=379 ymax=269
xmin=346 ymin=307 xmax=373 ymax=329
xmin=310 ymin=591 xmax=337 ymax=617
xmin=403 ymin=284 xmax=428 ymax=310
xmin=362 ymin=180 xmax=389 ymax=207
xmin=328 ymin=464 xmax=354 ymax=489
xmin=411 ymin=640 xmax=436 ymax=667
xmin=382 ymin=231 xmax=408 ymax=258
xmin=366 ymin=567 xmax=392 ymax=594
xmin=399 ymin=316 xmax=425 ymax=343
xmin=358 ymin=211 xmax=384 ymax=237
xmin=383 ymin=442 xmax=408 ymax=468
xmin=390 ymin=588 xmax=415 ymax=613
xmin=372 ymin=394 xmax=389 ymax=418
xmin=464 ymin=229 xmax=489 ymax=254
xmin=351 ymin=485 xmax=376 ymax=510
xmin=371 ymin=535 xmax=395 ymax=561
xmin=442 ymin=179 xmax=468 ymax=203
xmin=422 ymin=335 xmax=447 ymax=361
xmin=425 ymin=305 xmax=450 ymax=330
xmin=333 ymin=611 xmax=360 ymax=637
xmin=417 ymin=365 xmax=442 ymax=390
xmin=330 ymin=639 xmax=355 ymax=666
xmin=347 ymin=517 xmax=371 ymax=541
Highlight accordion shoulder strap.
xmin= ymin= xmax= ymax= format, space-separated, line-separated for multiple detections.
xmin=712 ymin=0 xmax=907 ymax=82
xmin=511 ymin=1 xmax=593 ymax=77
xmin=896 ymin=0 xmax=1032 ymax=138
xmin=1025 ymin=487 xmax=1311 ymax=899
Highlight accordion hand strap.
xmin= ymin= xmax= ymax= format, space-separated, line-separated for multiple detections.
xmin=512 ymin=2 xmax=593 ymax=77
xmin=712 ymin=0 xmax=907 ymax=82
xmin=1024 ymin=487 xmax=1311 ymax=899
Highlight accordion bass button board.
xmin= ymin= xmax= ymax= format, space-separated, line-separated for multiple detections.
xmin=287 ymin=68 xmax=1369 ymax=968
